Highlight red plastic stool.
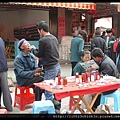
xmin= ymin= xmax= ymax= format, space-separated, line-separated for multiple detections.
xmin=0 ymin=109 xmax=8 ymax=114
xmin=14 ymin=85 xmax=35 ymax=110
xmin=69 ymin=97 xmax=81 ymax=110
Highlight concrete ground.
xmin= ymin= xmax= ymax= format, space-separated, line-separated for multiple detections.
xmin=1 ymin=60 xmax=71 ymax=114
xmin=1 ymin=60 xmax=120 ymax=114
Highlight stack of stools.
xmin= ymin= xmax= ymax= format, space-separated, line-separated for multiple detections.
xmin=14 ymin=85 xmax=35 ymax=110
xmin=100 ymin=90 xmax=120 ymax=112
xmin=32 ymin=100 xmax=55 ymax=114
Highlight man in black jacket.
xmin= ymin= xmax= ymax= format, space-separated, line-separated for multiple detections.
xmin=91 ymin=29 xmax=108 ymax=55
xmin=31 ymin=21 xmax=61 ymax=114
xmin=91 ymin=47 xmax=120 ymax=111
xmin=0 ymin=37 xmax=13 ymax=112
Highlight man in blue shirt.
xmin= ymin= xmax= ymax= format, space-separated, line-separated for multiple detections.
xmin=14 ymin=39 xmax=44 ymax=101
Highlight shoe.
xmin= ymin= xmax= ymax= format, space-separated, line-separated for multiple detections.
xmin=55 ymin=109 xmax=60 ymax=114
xmin=82 ymin=109 xmax=86 ymax=114
xmin=9 ymin=89 xmax=12 ymax=93
xmin=92 ymin=107 xmax=96 ymax=112
xmin=0 ymin=106 xmax=5 ymax=109
xmin=53 ymin=99 xmax=60 ymax=106
xmin=0 ymin=106 xmax=13 ymax=112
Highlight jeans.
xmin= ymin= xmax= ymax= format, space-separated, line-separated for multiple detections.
xmin=44 ymin=64 xmax=61 ymax=110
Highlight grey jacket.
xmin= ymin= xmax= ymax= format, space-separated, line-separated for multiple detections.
xmin=91 ymin=35 xmax=108 ymax=55
xmin=0 ymin=37 xmax=8 ymax=72
xmin=99 ymin=55 xmax=119 ymax=78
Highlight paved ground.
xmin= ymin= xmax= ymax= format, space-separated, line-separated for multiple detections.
xmin=1 ymin=60 xmax=120 ymax=114
xmin=1 ymin=60 xmax=71 ymax=114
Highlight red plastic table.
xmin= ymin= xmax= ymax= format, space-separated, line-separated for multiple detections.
xmin=34 ymin=79 xmax=120 ymax=114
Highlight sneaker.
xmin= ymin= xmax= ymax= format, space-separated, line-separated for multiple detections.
xmin=55 ymin=109 xmax=60 ymax=114
xmin=53 ymin=99 xmax=60 ymax=106
xmin=0 ymin=106 xmax=5 ymax=109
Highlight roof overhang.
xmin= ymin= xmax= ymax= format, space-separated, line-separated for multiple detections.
xmin=8 ymin=2 xmax=96 ymax=11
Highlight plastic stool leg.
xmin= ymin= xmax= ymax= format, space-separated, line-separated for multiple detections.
xmin=14 ymin=86 xmax=17 ymax=107
xmin=113 ymin=94 xmax=119 ymax=112
xmin=100 ymin=95 xmax=108 ymax=104
xmin=47 ymin=106 xmax=55 ymax=114
xmin=100 ymin=91 xmax=120 ymax=112
xmin=19 ymin=88 xmax=25 ymax=110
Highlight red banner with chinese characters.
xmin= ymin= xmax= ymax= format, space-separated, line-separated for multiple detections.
xmin=58 ymin=18 xmax=66 ymax=39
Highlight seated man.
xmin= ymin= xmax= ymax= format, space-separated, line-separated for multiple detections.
xmin=91 ymin=47 xmax=120 ymax=110
xmin=14 ymin=39 xmax=44 ymax=101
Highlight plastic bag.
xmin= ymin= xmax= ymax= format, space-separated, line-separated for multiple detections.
xmin=95 ymin=104 xmax=114 ymax=114
xmin=8 ymin=76 xmax=14 ymax=87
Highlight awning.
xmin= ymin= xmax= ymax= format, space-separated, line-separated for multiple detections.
xmin=9 ymin=2 xmax=96 ymax=10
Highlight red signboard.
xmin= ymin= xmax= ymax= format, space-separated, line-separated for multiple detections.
xmin=58 ymin=18 xmax=66 ymax=39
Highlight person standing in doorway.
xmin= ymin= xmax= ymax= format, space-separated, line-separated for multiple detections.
xmin=0 ymin=37 xmax=13 ymax=112
xmin=31 ymin=21 xmax=61 ymax=114
xmin=92 ymin=27 xmax=101 ymax=38
xmin=101 ymin=31 xmax=106 ymax=39
xmin=103 ymin=28 xmax=116 ymax=63
xmin=81 ymin=26 xmax=88 ymax=42
xmin=91 ymin=29 xmax=108 ymax=55
xmin=70 ymin=29 xmax=84 ymax=76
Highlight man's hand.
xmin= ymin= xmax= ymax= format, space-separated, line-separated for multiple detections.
xmin=30 ymin=45 xmax=36 ymax=51
xmin=34 ymin=68 xmax=43 ymax=74
xmin=34 ymin=73 xmax=40 ymax=77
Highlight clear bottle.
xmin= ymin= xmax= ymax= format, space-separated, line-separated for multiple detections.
xmin=90 ymin=72 xmax=94 ymax=82
xmin=75 ymin=72 xmax=79 ymax=83
xmin=79 ymin=75 xmax=82 ymax=83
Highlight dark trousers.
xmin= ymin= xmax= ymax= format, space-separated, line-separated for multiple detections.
xmin=0 ymin=72 xmax=13 ymax=112
xmin=71 ymin=62 xmax=78 ymax=76
xmin=92 ymin=89 xmax=117 ymax=110
xmin=0 ymin=86 xmax=1 ymax=106
xmin=22 ymin=76 xmax=44 ymax=101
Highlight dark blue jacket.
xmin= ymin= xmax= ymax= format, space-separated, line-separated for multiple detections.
xmin=14 ymin=51 xmax=38 ymax=86
xmin=103 ymin=35 xmax=115 ymax=47
xmin=0 ymin=37 xmax=8 ymax=72
xmin=91 ymin=35 xmax=108 ymax=55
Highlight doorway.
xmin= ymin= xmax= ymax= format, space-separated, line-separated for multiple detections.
xmin=94 ymin=17 xmax=112 ymax=34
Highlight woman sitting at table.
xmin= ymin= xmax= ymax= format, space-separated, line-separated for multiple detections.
xmin=73 ymin=50 xmax=93 ymax=110
xmin=73 ymin=50 xmax=91 ymax=76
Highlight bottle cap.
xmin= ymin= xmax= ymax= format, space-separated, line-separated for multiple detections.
xmin=76 ymin=72 xmax=79 ymax=75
